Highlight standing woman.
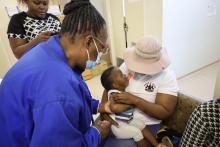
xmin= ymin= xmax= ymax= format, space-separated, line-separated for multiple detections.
xmin=0 ymin=0 xmax=110 ymax=146
xmin=7 ymin=0 xmax=61 ymax=59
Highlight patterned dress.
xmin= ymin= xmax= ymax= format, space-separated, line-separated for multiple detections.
xmin=7 ymin=12 xmax=61 ymax=42
xmin=180 ymin=99 xmax=220 ymax=147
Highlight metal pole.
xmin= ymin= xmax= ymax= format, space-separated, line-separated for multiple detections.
xmin=123 ymin=16 xmax=128 ymax=48
xmin=122 ymin=0 xmax=128 ymax=48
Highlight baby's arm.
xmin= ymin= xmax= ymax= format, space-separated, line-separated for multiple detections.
xmin=109 ymin=93 xmax=133 ymax=113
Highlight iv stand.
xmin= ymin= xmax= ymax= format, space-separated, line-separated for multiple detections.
xmin=122 ymin=0 xmax=128 ymax=48
xmin=123 ymin=16 xmax=128 ymax=48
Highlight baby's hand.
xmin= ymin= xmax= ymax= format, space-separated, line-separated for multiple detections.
xmin=98 ymin=101 xmax=112 ymax=113
xmin=100 ymin=113 xmax=119 ymax=127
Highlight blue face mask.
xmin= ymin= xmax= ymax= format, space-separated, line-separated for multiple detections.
xmin=85 ymin=49 xmax=103 ymax=69
xmin=85 ymin=37 xmax=104 ymax=69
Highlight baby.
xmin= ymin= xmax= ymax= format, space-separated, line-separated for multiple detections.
xmin=101 ymin=66 xmax=159 ymax=147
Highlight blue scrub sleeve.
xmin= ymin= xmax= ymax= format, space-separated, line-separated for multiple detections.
xmin=92 ymin=99 xmax=100 ymax=114
xmin=30 ymin=101 xmax=101 ymax=147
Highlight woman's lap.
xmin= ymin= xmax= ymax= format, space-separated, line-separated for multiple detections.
xmin=99 ymin=124 xmax=161 ymax=147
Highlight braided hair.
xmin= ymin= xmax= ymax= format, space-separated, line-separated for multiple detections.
xmin=60 ymin=0 xmax=106 ymax=38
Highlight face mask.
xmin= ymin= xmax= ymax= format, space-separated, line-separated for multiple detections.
xmin=85 ymin=37 xmax=103 ymax=69
xmin=85 ymin=49 xmax=103 ymax=69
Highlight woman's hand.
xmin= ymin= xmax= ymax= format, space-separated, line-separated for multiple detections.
xmin=100 ymin=113 xmax=119 ymax=127
xmin=93 ymin=120 xmax=111 ymax=140
xmin=113 ymin=92 xmax=178 ymax=120
xmin=34 ymin=31 xmax=53 ymax=43
xmin=112 ymin=92 xmax=137 ymax=105
xmin=98 ymin=102 xmax=119 ymax=127
xmin=99 ymin=89 xmax=119 ymax=127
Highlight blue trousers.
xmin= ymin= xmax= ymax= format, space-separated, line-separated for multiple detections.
xmin=99 ymin=124 xmax=161 ymax=147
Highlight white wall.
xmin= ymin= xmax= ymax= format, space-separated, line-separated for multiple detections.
xmin=91 ymin=0 xmax=106 ymax=18
xmin=163 ymin=0 xmax=220 ymax=77
xmin=0 ymin=0 xmax=18 ymax=78
xmin=144 ymin=0 xmax=162 ymax=40
xmin=126 ymin=0 xmax=145 ymax=49
xmin=0 ymin=31 xmax=12 ymax=78
xmin=107 ymin=0 xmax=125 ymax=60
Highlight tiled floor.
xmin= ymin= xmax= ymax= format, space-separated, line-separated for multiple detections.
xmin=86 ymin=75 xmax=104 ymax=100
xmin=178 ymin=61 xmax=219 ymax=101
xmin=86 ymin=61 xmax=220 ymax=102
xmin=85 ymin=75 xmax=103 ymax=119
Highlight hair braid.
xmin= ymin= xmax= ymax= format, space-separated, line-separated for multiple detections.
xmin=60 ymin=0 xmax=105 ymax=38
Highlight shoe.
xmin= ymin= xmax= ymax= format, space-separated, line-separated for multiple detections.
xmin=161 ymin=136 xmax=173 ymax=147
xmin=157 ymin=143 xmax=167 ymax=147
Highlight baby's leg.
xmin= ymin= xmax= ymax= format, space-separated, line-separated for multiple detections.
xmin=111 ymin=124 xmax=143 ymax=141
xmin=111 ymin=123 xmax=147 ymax=147
xmin=142 ymin=127 xmax=158 ymax=147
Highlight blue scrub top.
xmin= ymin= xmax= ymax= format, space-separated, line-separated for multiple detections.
xmin=0 ymin=35 xmax=100 ymax=147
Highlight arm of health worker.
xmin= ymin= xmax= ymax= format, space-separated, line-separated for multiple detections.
xmin=30 ymin=101 xmax=107 ymax=147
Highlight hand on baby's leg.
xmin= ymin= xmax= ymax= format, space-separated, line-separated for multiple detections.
xmin=142 ymin=127 xmax=158 ymax=147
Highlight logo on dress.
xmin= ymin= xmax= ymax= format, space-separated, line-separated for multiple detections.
xmin=144 ymin=82 xmax=156 ymax=92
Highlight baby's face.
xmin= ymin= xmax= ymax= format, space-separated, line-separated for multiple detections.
xmin=111 ymin=68 xmax=129 ymax=91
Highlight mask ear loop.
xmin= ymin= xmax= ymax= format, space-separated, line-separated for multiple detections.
xmin=92 ymin=36 xmax=109 ymax=55
xmin=86 ymin=49 xmax=91 ymax=60
xmin=92 ymin=37 xmax=103 ymax=64
xmin=92 ymin=37 xmax=100 ymax=53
